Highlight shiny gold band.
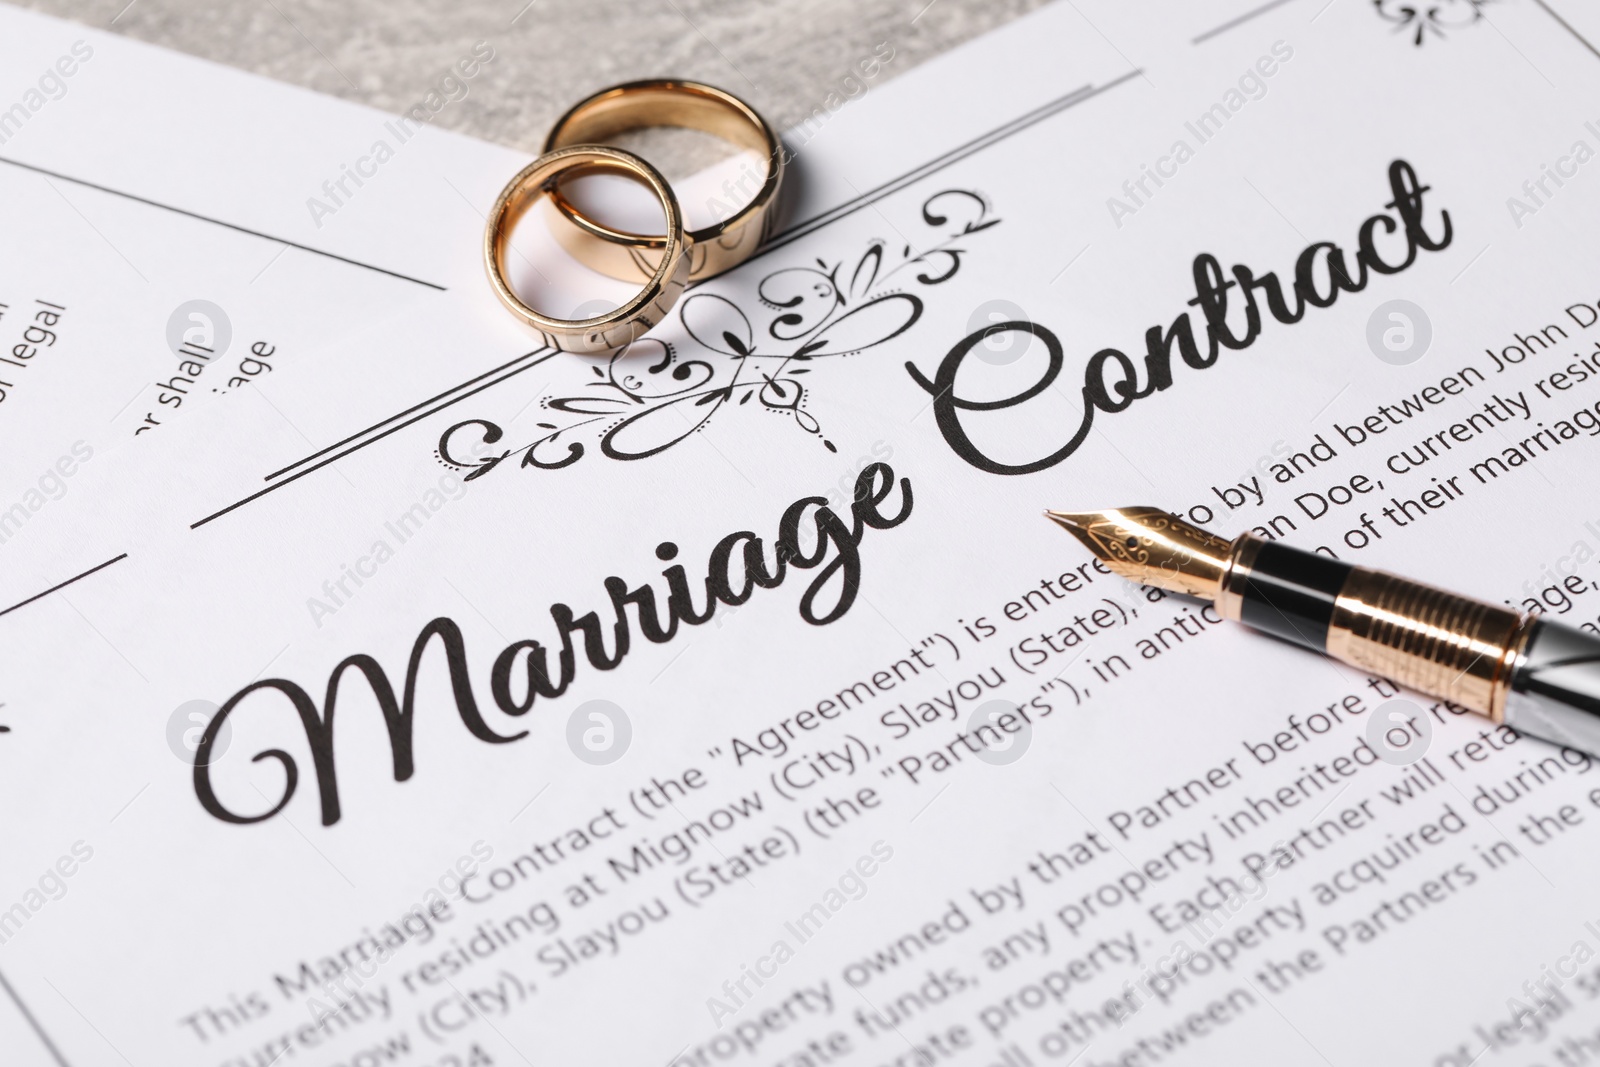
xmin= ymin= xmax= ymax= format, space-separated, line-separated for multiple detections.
xmin=1217 ymin=533 xmax=1534 ymax=719
xmin=1326 ymin=567 xmax=1535 ymax=721
xmin=1216 ymin=535 xmax=1264 ymax=624
xmin=483 ymin=145 xmax=690 ymax=354
xmin=542 ymin=79 xmax=783 ymax=283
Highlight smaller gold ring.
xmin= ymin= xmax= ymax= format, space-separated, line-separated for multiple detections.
xmin=483 ymin=145 xmax=690 ymax=354
xmin=542 ymin=79 xmax=783 ymax=283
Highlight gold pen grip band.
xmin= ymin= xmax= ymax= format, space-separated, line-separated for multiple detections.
xmin=1326 ymin=567 xmax=1531 ymax=719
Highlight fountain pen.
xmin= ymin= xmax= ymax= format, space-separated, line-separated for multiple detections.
xmin=1046 ymin=507 xmax=1600 ymax=758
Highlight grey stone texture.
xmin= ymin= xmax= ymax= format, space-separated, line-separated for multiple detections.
xmin=24 ymin=0 xmax=1048 ymax=172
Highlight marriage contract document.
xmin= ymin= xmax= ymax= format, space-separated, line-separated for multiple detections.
xmin=3 ymin=1 xmax=1600 ymax=1064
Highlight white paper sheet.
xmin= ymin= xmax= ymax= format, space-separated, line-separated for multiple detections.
xmin=5 ymin=2 xmax=1600 ymax=1065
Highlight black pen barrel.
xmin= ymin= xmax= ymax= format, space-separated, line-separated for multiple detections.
xmin=1218 ymin=534 xmax=1532 ymax=720
xmin=1223 ymin=539 xmax=1352 ymax=651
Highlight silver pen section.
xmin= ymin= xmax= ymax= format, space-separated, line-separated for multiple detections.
xmin=1507 ymin=620 xmax=1600 ymax=757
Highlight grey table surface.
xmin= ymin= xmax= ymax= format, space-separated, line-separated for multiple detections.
xmin=22 ymin=0 xmax=1049 ymax=173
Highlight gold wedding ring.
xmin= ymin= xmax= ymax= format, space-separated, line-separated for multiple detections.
xmin=483 ymin=145 xmax=690 ymax=354
xmin=542 ymin=79 xmax=783 ymax=283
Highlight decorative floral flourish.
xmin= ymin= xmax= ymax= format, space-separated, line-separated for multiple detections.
xmin=1373 ymin=0 xmax=1493 ymax=45
xmin=438 ymin=189 xmax=999 ymax=479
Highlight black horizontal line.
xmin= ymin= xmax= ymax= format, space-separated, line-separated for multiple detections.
xmin=1531 ymin=0 xmax=1600 ymax=61
xmin=1192 ymin=0 xmax=1297 ymax=44
xmin=263 ymin=346 xmax=555 ymax=481
xmin=0 ymin=155 xmax=447 ymax=291
xmin=732 ymin=73 xmax=1140 ymax=269
xmin=191 ymin=351 xmax=561 ymax=529
xmin=0 ymin=553 xmax=128 ymax=619
xmin=0 ymin=967 xmax=71 ymax=1066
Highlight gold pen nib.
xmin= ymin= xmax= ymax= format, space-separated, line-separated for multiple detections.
xmin=1044 ymin=506 xmax=1236 ymax=600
